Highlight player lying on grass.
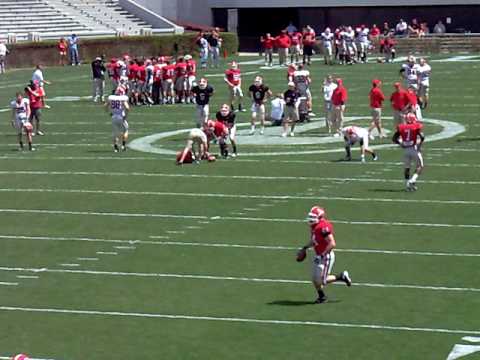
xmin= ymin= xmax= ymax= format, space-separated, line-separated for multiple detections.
xmin=106 ymin=88 xmax=130 ymax=152
xmin=342 ymin=125 xmax=378 ymax=163
xmin=297 ymin=206 xmax=352 ymax=304
xmin=392 ymin=112 xmax=425 ymax=191
xmin=10 ymin=92 xmax=34 ymax=151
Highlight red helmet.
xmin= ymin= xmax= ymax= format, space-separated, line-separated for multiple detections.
xmin=307 ymin=206 xmax=325 ymax=226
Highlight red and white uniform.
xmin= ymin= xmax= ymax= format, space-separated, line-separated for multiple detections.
xmin=406 ymin=88 xmax=422 ymax=120
xmin=397 ymin=120 xmax=424 ymax=168
xmin=289 ymin=32 xmax=302 ymax=53
xmin=186 ymin=59 xmax=197 ymax=88
xmin=127 ymin=62 xmax=138 ymax=91
xmin=175 ymin=62 xmax=188 ymax=91
xmin=311 ymin=218 xmax=335 ymax=285
xmin=225 ymin=68 xmax=243 ymax=97
xmin=162 ymin=63 xmax=175 ymax=92
xmin=10 ymin=98 xmax=30 ymax=132
xmin=136 ymin=64 xmax=146 ymax=91
xmin=342 ymin=125 xmax=369 ymax=148
xmin=262 ymin=37 xmax=275 ymax=50
xmin=153 ymin=63 xmax=164 ymax=86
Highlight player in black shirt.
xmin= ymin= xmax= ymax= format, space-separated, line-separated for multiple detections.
xmin=248 ymin=76 xmax=272 ymax=135
xmin=282 ymin=82 xmax=301 ymax=137
xmin=191 ymin=78 xmax=214 ymax=127
xmin=216 ymin=103 xmax=238 ymax=157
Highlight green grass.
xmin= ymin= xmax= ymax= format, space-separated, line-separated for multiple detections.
xmin=0 ymin=54 xmax=479 ymax=360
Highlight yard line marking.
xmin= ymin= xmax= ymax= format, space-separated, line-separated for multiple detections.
xmin=3 ymin=235 xmax=478 ymax=258
xmin=113 ymin=246 xmax=136 ymax=250
xmin=0 ymin=267 xmax=478 ymax=293
xmin=0 ymin=188 xmax=477 ymax=205
xmin=242 ymin=208 xmax=259 ymax=211
xmin=0 ymin=282 xmax=18 ymax=286
xmin=76 ymin=257 xmax=99 ymax=261
xmin=0 ymin=171 xmax=478 ymax=185
xmin=0 ymin=208 xmax=478 ymax=228
xmin=59 ymin=263 xmax=80 ymax=267
xmin=96 ymin=251 xmax=118 ymax=255
xmin=166 ymin=230 xmax=185 ymax=234
xmin=0 ymin=305 xmax=479 ymax=335
xmin=148 ymin=235 xmax=170 ymax=238
xmin=184 ymin=226 xmax=202 ymax=230
xmin=16 ymin=275 xmax=39 ymax=279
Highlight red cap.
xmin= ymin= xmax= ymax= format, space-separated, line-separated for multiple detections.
xmin=372 ymin=79 xmax=381 ymax=86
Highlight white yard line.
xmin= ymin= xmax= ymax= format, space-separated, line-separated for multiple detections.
xmin=0 ymin=305 xmax=479 ymax=335
xmin=96 ymin=251 xmax=118 ymax=255
xmin=0 ymin=188 xmax=477 ymax=205
xmin=0 ymin=282 xmax=18 ymax=286
xmin=0 ymin=209 xmax=478 ymax=228
xmin=0 ymin=267 xmax=478 ymax=293
xmin=16 ymin=275 xmax=40 ymax=279
xmin=76 ymin=257 xmax=99 ymax=261
xmin=0 ymin=170 xmax=478 ymax=185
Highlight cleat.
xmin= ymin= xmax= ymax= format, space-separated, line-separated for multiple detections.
xmin=121 ymin=145 xmax=127 ymax=152
xmin=308 ymin=111 xmax=316 ymax=116
xmin=344 ymin=156 xmax=351 ymax=161
xmin=373 ymin=154 xmax=379 ymax=161
xmin=342 ymin=271 xmax=352 ymax=286
xmin=314 ymin=296 xmax=328 ymax=304
xmin=290 ymin=132 xmax=295 ymax=137
xmin=361 ymin=156 xmax=366 ymax=163
xmin=249 ymin=129 xmax=255 ymax=135
xmin=333 ymin=133 xmax=340 ymax=138
xmin=369 ymin=134 xmax=375 ymax=141
xmin=231 ymin=153 xmax=237 ymax=158
xmin=281 ymin=132 xmax=287 ymax=138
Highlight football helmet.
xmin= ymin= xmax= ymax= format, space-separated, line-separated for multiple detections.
xmin=307 ymin=206 xmax=325 ymax=225
xmin=220 ymin=104 xmax=230 ymax=116
xmin=198 ymin=78 xmax=208 ymax=89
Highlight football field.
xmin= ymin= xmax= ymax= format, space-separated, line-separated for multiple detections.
xmin=0 ymin=54 xmax=479 ymax=359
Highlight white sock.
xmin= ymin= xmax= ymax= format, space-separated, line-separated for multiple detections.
xmin=251 ymin=125 xmax=255 ymax=131
xmin=411 ymin=173 xmax=418 ymax=183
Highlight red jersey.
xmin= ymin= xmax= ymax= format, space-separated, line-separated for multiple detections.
xmin=331 ymin=86 xmax=348 ymax=106
xmin=175 ymin=62 xmax=187 ymax=77
xmin=162 ymin=64 xmax=175 ymax=80
xmin=58 ymin=41 xmax=67 ymax=52
xmin=275 ymin=34 xmax=291 ymax=49
xmin=302 ymin=31 xmax=316 ymax=46
xmin=213 ymin=120 xmax=228 ymax=138
xmin=397 ymin=122 xmax=423 ymax=147
xmin=127 ymin=63 xmax=137 ymax=81
xmin=153 ymin=64 xmax=163 ymax=82
xmin=186 ymin=59 xmax=197 ymax=76
xmin=225 ymin=68 xmax=241 ymax=86
xmin=311 ymin=219 xmax=334 ymax=256
xmin=369 ymin=87 xmax=385 ymax=108
xmin=390 ymin=89 xmax=409 ymax=110
xmin=137 ymin=65 xmax=146 ymax=82
xmin=406 ymin=89 xmax=418 ymax=107
xmin=290 ymin=32 xmax=303 ymax=45
xmin=28 ymin=90 xmax=43 ymax=109
xmin=262 ymin=37 xmax=275 ymax=49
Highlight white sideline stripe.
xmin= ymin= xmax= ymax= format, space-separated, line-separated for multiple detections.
xmin=0 ymin=266 xmax=478 ymax=293
xmin=76 ymin=257 xmax=99 ymax=261
xmin=0 ymin=208 xmax=478 ymax=228
xmin=0 ymin=171 xmax=478 ymax=185
xmin=113 ymin=246 xmax=136 ymax=250
xmin=0 ymin=305 xmax=479 ymax=336
xmin=96 ymin=251 xmax=118 ymax=255
xmin=16 ymin=275 xmax=39 ymax=279
xmin=59 ymin=263 xmax=80 ymax=267
xmin=0 ymin=282 xmax=18 ymax=286
xmin=3 ymin=234 xmax=479 ymax=258
xmin=0 ymin=188 xmax=477 ymax=205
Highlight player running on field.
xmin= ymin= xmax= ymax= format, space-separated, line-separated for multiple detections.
xmin=297 ymin=206 xmax=352 ymax=303
xmin=417 ymin=58 xmax=431 ymax=109
xmin=224 ymin=61 xmax=245 ymax=112
xmin=106 ymin=89 xmax=130 ymax=152
xmin=368 ymin=79 xmax=386 ymax=139
xmin=392 ymin=113 xmax=425 ymax=191
xmin=248 ymin=76 xmax=272 ymax=135
xmin=10 ymin=92 xmax=34 ymax=151
xmin=342 ymin=125 xmax=378 ymax=163
xmin=216 ymin=103 xmax=238 ymax=157
xmin=191 ymin=78 xmax=214 ymax=128
xmin=293 ymin=64 xmax=314 ymax=116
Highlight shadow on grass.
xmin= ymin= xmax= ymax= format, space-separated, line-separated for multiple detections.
xmin=86 ymin=149 xmax=117 ymax=154
xmin=268 ymin=299 xmax=341 ymax=306
xmin=369 ymin=188 xmax=406 ymax=193
xmin=456 ymin=137 xmax=480 ymax=143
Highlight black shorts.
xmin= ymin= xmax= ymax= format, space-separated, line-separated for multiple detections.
xmin=30 ymin=108 xmax=42 ymax=120
xmin=303 ymin=45 xmax=313 ymax=56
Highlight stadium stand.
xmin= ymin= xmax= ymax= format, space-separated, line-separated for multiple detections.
xmin=0 ymin=0 xmax=181 ymax=42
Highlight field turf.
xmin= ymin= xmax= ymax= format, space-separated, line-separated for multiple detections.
xmin=0 ymin=54 xmax=479 ymax=360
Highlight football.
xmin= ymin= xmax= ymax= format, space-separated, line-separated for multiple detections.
xmin=296 ymin=248 xmax=307 ymax=262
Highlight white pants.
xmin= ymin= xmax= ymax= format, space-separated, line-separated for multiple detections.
xmin=404 ymin=146 xmax=424 ymax=168
xmin=312 ymin=251 xmax=335 ymax=285
xmin=196 ymin=104 xmax=209 ymax=127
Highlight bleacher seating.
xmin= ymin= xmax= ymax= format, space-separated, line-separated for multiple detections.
xmin=0 ymin=0 xmax=179 ymax=42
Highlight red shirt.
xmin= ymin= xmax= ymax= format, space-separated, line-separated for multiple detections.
xmin=153 ymin=64 xmax=163 ymax=82
xmin=262 ymin=37 xmax=275 ymax=49
xmin=275 ymin=34 xmax=291 ymax=49
xmin=137 ymin=65 xmax=146 ymax=82
xmin=406 ymin=89 xmax=418 ymax=107
xmin=331 ymin=86 xmax=348 ymax=106
xmin=127 ymin=63 xmax=138 ymax=81
xmin=370 ymin=27 xmax=380 ymax=37
xmin=397 ymin=122 xmax=423 ymax=146
xmin=290 ymin=32 xmax=302 ymax=45
xmin=175 ymin=62 xmax=187 ymax=77
xmin=311 ymin=219 xmax=334 ymax=256
xmin=186 ymin=60 xmax=196 ymax=76
xmin=58 ymin=41 xmax=67 ymax=52
xmin=213 ymin=120 xmax=228 ymax=137
xmin=390 ymin=89 xmax=409 ymax=110
xmin=28 ymin=90 xmax=43 ymax=109
xmin=225 ymin=68 xmax=241 ymax=86
xmin=162 ymin=64 xmax=175 ymax=80
xmin=302 ymin=32 xmax=316 ymax=46
xmin=369 ymin=87 xmax=385 ymax=108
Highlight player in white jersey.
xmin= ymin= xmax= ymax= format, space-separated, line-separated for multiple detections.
xmin=106 ymin=91 xmax=130 ymax=152
xmin=400 ymin=55 xmax=421 ymax=92
xmin=343 ymin=27 xmax=356 ymax=65
xmin=10 ymin=93 xmax=34 ymax=151
xmin=341 ymin=125 xmax=378 ymax=163
xmin=356 ymin=25 xmax=370 ymax=63
xmin=417 ymin=58 xmax=431 ymax=109
xmin=323 ymin=75 xmax=337 ymax=133
xmin=320 ymin=28 xmax=334 ymax=65
xmin=293 ymin=64 xmax=314 ymax=115
xmin=177 ymin=127 xmax=208 ymax=165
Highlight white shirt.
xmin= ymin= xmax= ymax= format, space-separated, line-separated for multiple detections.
xmin=418 ymin=64 xmax=431 ymax=86
xmin=0 ymin=43 xmax=8 ymax=56
xmin=189 ymin=128 xmax=207 ymax=143
xmin=10 ymin=98 xmax=30 ymax=120
xmin=270 ymin=98 xmax=285 ymax=120
xmin=396 ymin=21 xmax=407 ymax=32
xmin=358 ymin=28 xmax=370 ymax=43
xmin=199 ymin=38 xmax=209 ymax=50
xmin=321 ymin=32 xmax=334 ymax=47
xmin=32 ymin=69 xmax=44 ymax=87
xmin=402 ymin=63 xmax=421 ymax=83
xmin=108 ymin=95 xmax=128 ymax=118
xmin=323 ymin=82 xmax=337 ymax=101
xmin=342 ymin=126 xmax=368 ymax=141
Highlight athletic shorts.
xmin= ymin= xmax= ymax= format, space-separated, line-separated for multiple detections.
xmin=229 ymin=85 xmax=243 ymax=98
xmin=196 ymin=104 xmax=209 ymax=127
xmin=404 ymin=146 xmax=424 ymax=168
xmin=419 ymin=84 xmax=429 ymax=98
xmin=251 ymin=103 xmax=265 ymax=115
xmin=284 ymin=106 xmax=298 ymax=122
xmin=312 ymin=251 xmax=335 ymax=286
xmin=371 ymin=108 xmax=382 ymax=120
xmin=175 ymin=76 xmax=186 ymax=91
xmin=112 ymin=116 xmax=128 ymax=137
xmin=303 ymin=45 xmax=313 ymax=56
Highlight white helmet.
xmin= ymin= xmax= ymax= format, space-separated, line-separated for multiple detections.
xmin=198 ymin=78 xmax=208 ymax=89
xmin=307 ymin=206 xmax=325 ymax=226
xmin=254 ymin=76 xmax=263 ymax=86
xmin=220 ymin=104 xmax=230 ymax=116
xmin=184 ymin=54 xmax=192 ymax=61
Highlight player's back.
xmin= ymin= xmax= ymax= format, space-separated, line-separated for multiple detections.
xmin=397 ymin=122 xmax=423 ymax=146
xmin=109 ymin=95 xmax=128 ymax=117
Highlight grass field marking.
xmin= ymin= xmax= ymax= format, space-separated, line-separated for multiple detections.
xmin=3 ymin=234 xmax=479 ymax=258
xmin=0 ymin=208 xmax=479 ymax=228
xmin=0 ymin=188 xmax=479 ymax=205
xmin=96 ymin=251 xmax=118 ymax=255
xmin=76 ymin=257 xmax=99 ymax=261
xmin=113 ymin=246 xmax=136 ymax=250
xmin=1 ymin=305 xmax=479 ymax=336
xmin=58 ymin=263 xmax=80 ymax=267
xmin=1 ymin=171 xmax=479 ymax=185
xmin=0 ymin=266 xmax=479 ymax=293
xmin=0 ymin=356 xmax=56 ymax=360
xmin=16 ymin=275 xmax=40 ymax=279
xmin=0 ymin=282 xmax=18 ymax=286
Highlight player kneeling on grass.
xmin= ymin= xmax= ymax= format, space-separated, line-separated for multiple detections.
xmin=177 ymin=127 xmax=210 ymax=165
xmin=342 ymin=125 xmax=378 ymax=163
xmin=297 ymin=206 xmax=352 ymax=304
xmin=106 ymin=89 xmax=130 ymax=152
xmin=392 ymin=113 xmax=425 ymax=191
xmin=10 ymin=92 xmax=34 ymax=151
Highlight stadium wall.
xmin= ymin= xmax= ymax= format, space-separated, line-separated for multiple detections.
xmin=4 ymin=33 xmax=238 ymax=69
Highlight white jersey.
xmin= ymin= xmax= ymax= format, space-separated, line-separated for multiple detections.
xmin=320 ymin=32 xmax=334 ymax=47
xmin=10 ymin=99 xmax=29 ymax=121
xmin=343 ymin=30 xmax=355 ymax=44
xmin=418 ymin=64 xmax=431 ymax=86
xmin=402 ymin=63 xmax=421 ymax=84
xmin=0 ymin=43 xmax=8 ymax=56
xmin=32 ymin=69 xmax=44 ymax=87
xmin=146 ymin=64 xmax=154 ymax=84
xmin=270 ymin=98 xmax=285 ymax=120
xmin=323 ymin=82 xmax=338 ymax=101
xmin=188 ymin=128 xmax=207 ymax=143
xmin=293 ymin=70 xmax=310 ymax=91
xmin=357 ymin=28 xmax=370 ymax=43
xmin=108 ymin=95 xmax=129 ymax=118
xmin=342 ymin=126 xmax=368 ymax=142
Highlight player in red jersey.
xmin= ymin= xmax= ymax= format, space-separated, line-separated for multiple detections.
xmin=162 ymin=60 xmax=176 ymax=104
xmin=390 ymin=82 xmax=409 ymax=126
xmin=224 ymin=61 xmax=244 ymax=112
xmin=406 ymin=85 xmax=423 ymax=121
xmin=297 ymin=206 xmax=352 ymax=303
xmin=289 ymin=30 xmax=303 ymax=64
xmin=392 ymin=113 xmax=425 ymax=191
xmin=260 ymin=33 xmax=275 ymax=67
xmin=184 ymin=54 xmax=196 ymax=103
xmin=175 ymin=57 xmax=188 ymax=103
xmin=205 ymin=119 xmax=229 ymax=158
xmin=152 ymin=59 xmax=164 ymax=104
xmin=368 ymin=79 xmax=386 ymax=139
